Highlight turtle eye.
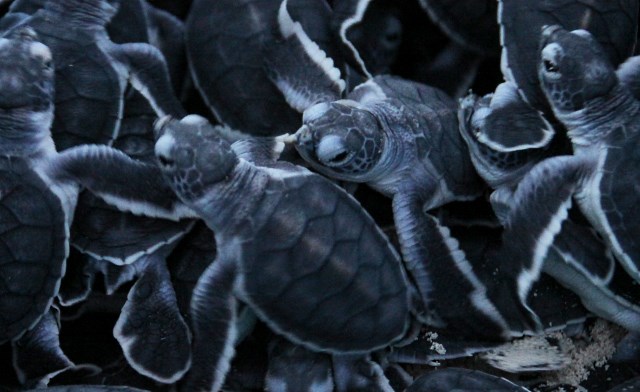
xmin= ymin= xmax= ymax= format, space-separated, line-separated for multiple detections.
xmin=544 ymin=59 xmax=559 ymax=73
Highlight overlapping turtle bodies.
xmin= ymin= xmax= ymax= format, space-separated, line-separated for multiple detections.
xmin=154 ymin=115 xmax=413 ymax=391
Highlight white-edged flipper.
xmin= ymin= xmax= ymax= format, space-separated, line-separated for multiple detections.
xmin=12 ymin=308 xmax=74 ymax=388
xmin=266 ymin=337 xmax=333 ymax=392
xmin=392 ymin=192 xmax=512 ymax=339
xmin=479 ymin=82 xmax=555 ymax=152
xmin=231 ymin=137 xmax=285 ymax=166
xmin=114 ymin=251 xmax=191 ymax=384
xmin=487 ymin=156 xmax=588 ymax=333
xmin=50 ymin=144 xmax=197 ymax=221
xmin=263 ymin=0 xmax=345 ymax=113
xmin=182 ymin=255 xmax=238 ymax=392
xmin=107 ymin=42 xmax=186 ymax=118
xmin=332 ymin=355 xmax=394 ymax=392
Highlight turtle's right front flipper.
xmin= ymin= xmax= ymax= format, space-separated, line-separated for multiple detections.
xmin=182 ymin=254 xmax=238 ymax=392
xmin=50 ymin=145 xmax=197 ymax=221
xmin=391 ymin=192 xmax=515 ymax=339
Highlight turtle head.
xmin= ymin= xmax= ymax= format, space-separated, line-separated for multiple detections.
xmin=0 ymin=27 xmax=54 ymax=113
xmin=295 ymin=100 xmax=384 ymax=182
xmin=0 ymin=27 xmax=55 ymax=154
xmin=538 ymin=26 xmax=617 ymax=112
xmin=154 ymin=115 xmax=238 ymax=203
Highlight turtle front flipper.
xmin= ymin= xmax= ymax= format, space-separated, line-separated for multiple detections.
xmin=231 ymin=137 xmax=286 ymax=166
xmin=488 ymin=155 xmax=589 ymax=332
xmin=50 ymin=144 xmax=197 ymax=221
xmin=113 ymin=250 xmax=191 ymax=384
xmin=265 ymin=337 xmax=334 ymax=392
xmin=262 ymin=0 xmax=345 ymax=113
xmin=392 ymin=191 xmax=514 ymax=339
xmin=544 ymin=220 xmax=640 ymax=333
xmin=476 ymin=82 xmax=555 ymax=152
xmin=106 ymin=42 xmax=186 ymax=118
xmin=182 ymin=254 xmax=239 ymax=392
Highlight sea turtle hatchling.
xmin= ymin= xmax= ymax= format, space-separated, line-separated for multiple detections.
xmin=498 ymin=0 xmax=638 ymax=112
xmin=458 ymin=84 xmax=640 ymax=334
xmin=153 ymin=115 xmax=414 ymax=391
xmin=494 ymin=25 xmax=640 ymax=331
xmin=0 ymin=27 xmax=196 ymax=345
xmin=1 ymin=0 xmax=186 ymax=149
xmin=264 ymin=0 xmax=542 ymax=338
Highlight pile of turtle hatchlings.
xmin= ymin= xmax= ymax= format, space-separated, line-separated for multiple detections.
xmin=1 ymin=0 xmax=640 ymax=391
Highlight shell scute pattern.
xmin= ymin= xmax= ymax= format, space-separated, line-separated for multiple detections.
xmin=0 ymin=158 xmax=66 ymax=343
xmin=242 ymin=174 xmax=410 ymax=352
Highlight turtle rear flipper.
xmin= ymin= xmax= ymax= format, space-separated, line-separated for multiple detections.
xmin=183 ymin=255 xmax=238 ymax=392
xmin=266 ymin=337 xmax=333 ymax=392
xmin=263 ymin=0 xmax=345 ymax=113
xmin=114 ymin=251 xmax=191 ymax=384
xmin=332 ymin=355 xmax=394 ymax=392
xmin=12 ymin=308 xmax=74 ymax=388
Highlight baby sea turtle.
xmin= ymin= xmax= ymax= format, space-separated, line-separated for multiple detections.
xmin=459 ymin=85 xmax=640 ymax=334
xmin=0 ymin=27 xmax=196 ymax=345
xmin=495 ymin=26 xmax=640 ymax=330
xmin=498 ymin=0 xmax=638 ymax=111
xmin=3 ymin=0 xmax=185 ymax=149
xmin=154 ymin=115 xmax=413 ymax=391
xmin=265 ymin=0 xmax=540 ymax=338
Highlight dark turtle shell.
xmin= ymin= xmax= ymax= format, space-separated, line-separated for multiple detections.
xmin=0 ymin=157 xmax=67 ymax=343
xmin=186 ymin=0 xmax=335 ymax=136
xmin=418 ymin=0 xmax=500 ymax=56
xmin=499 ymin=0 xmax=639 ymax=110
xmin=239 ymin=172 xmax=411 ymax=353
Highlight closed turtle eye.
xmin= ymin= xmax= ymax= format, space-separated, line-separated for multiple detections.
xmin=316 ymin=135 xmax=355 ymax=167
xmin=543 ymin=58 xmax=559 ymax=73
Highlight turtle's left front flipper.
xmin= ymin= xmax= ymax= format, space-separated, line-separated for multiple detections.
xmin=107 ymin=43 xmax=186 ymax=118
xmin=263 ymin=0 xmax=345 ymax=113
xmin=488 ymin=155 xmax=589 ymax=332
xmin=50 ymin=145 xmax=197 ymax=221
xmin=114 ymin=248 xmax=191 ymax=384
xmin=392 ymin=191 xmax=518 ymax=338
